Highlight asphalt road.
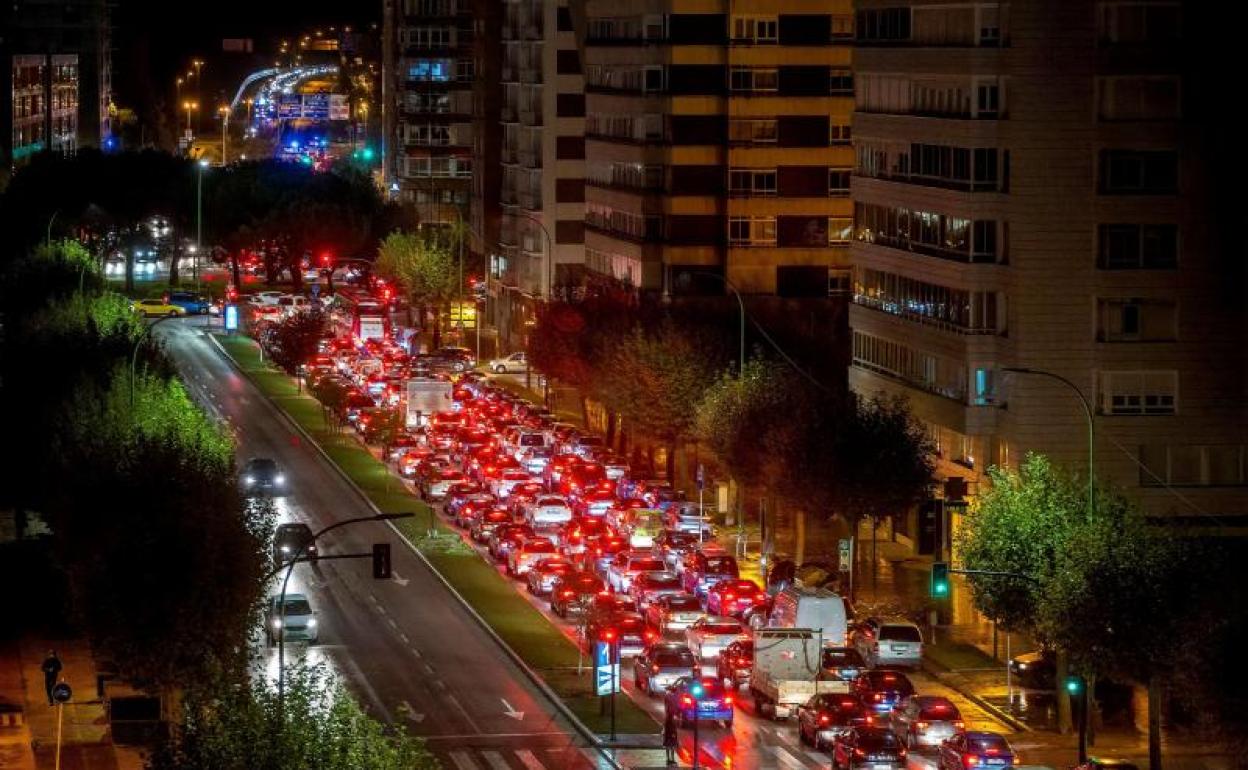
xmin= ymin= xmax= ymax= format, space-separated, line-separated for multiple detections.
xmin=158 ymin=318 xmax=619 ymax=770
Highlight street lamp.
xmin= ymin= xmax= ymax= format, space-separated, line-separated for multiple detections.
xmin=182 ymin=100 xmax=198 ymax=134
xmin=196 ymin=158 xmax=209 ymax=290
xmin=218 ymin=105 xmax=229 ymax=165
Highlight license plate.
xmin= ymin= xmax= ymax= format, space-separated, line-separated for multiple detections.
xmin=872 ymin=764 xmax=893 ymax=770
xmin=698 ymin=701 xmax=719 ymax=710
xmin=984 ymin=760 xmax=1007 ymax=766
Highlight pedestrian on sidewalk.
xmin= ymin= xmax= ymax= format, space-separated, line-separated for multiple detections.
xmin=663 ymin=712 xmax=679 ymax=765
xmin=41 ymin=650 xmax=62 ymax=705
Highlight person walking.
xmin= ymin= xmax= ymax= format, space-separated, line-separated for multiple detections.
xmin=663 ymin=712 xmax=679 ymax=765
xmin=41 ymin=650 xmax=62 ymax=705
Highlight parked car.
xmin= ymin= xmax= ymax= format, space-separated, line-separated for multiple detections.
xmin=831 ymin=726 xmax=908 ymax=770
xmin=936 ymin=732 xmax=1017 ymax=770
xmin=853 ymin=617 xmax=924 ymax=669
xmin=633 ymin=642 xmax=700 ymax=696
xmin=132 ymin=298 xmax=187 ymax=318
xmin=488 ymin=351 xmax=528 ymax=374
xmin=890 ymin=695 xmax=965 ymax=749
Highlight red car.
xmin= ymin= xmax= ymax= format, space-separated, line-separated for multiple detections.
xmin=561 ymin=518 xmax=612 ymax=555
xmin=471 ymin=508 xmax=514 ymax=542
xmin=705 ymin=579 xmax=767 ymax=617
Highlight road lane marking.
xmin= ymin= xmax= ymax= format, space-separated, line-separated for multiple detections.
xmin=448 ymin=751 xmax=480 ymax=770
xmin=422 ymin=662 xmax=435 ymax=675
xmin=480 ymin=751 xmax=512 ymax=770
xmin=446 ymin=693 xmax=482 ymax=733
xmin=772 ymin=745 xmax=808 ymax=769
xmin=516 ymin=749 xmax=547 ymax=770
xmin=399 ymin=632 xmax=411 ymax=644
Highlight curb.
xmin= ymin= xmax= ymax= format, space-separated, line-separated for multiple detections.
xmin=205 ymin=332 xmax=625 ymax=767
xmin=921 ymin=658 xmax=1031 ymax=733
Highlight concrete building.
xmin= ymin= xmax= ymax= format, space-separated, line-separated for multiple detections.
xmin=487 ymin=0 xmax=587 ymax=345
xmin=848 ymin=0 xmax=1246 ymax=532
xmin=383 ymin=0 xmax=476 ymax=224
xmin=580 ymin=0 xmax=855 ymax=300
xmin=1 ymin=0 xmax=111 ymax=172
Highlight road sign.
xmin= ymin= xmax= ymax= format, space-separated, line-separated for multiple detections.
xmin=51 ymin=682 xmax=72 ymax=704
xmin=595 ymin=664 xmax=620 ymax=696
xmin=593 ymin=640 xmax=611 ymax=668
xmin=696 ymin=463 xmax=705 ymax=491
xmin=278 ymin=94 xmax=302 ymax=119
xmin=302 ymin=93 xmax=330 ymax=120
xmin=838 ymin=538 xmax=852 ymax=572
xmin=224 ymin=304 xmax=239 ymax=332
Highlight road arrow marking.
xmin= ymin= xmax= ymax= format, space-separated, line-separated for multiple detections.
xmin=501 ymin=698 xmax=525 ymax=720
xmin=392 ymin=570 xmax=409 ymax=587
xmin=397 ymin=700 xmax=426 ymax=723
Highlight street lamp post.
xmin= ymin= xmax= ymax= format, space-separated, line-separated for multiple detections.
xmin=503 ymin=211 xmax=554 ymax=300
xmin=182 ymin=101 xmax=198 ymax=135
xmin=130 ymin=314 xmax=183 ymax=407
xmin=218 ymin=106 xmax=229 ymax=165
xmin=195 ymin=158 xmax=209 ymax=291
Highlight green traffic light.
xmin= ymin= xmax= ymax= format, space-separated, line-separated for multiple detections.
xmin=361 ymin=147 xmax=375 ymax=161
xmin=1065 ymin=676 xmax=1083 ymax=695
xmin=931 ymin=562 xmax=951 ymax=598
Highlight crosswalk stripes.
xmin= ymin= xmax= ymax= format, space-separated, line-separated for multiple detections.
xmin=441 ymin=743 xmax=829 ymax=770
xmin=481 ymin=750 xmax=515 ymax=770
xmin=515 ymin=749 xmax=549 ymax=770
xmin=773 ymin=744 xmax=809 ymax=769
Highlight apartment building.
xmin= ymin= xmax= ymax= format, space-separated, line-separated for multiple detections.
xmin=489 ymin=0 xmax=588 ymax=344
xmin=384 ymin=0 xmax=476 ymax=223
xmin=581 ymin=0 xmax=855 ymax=298
xmin=848 ymin=0 xmax=1246 ymax=528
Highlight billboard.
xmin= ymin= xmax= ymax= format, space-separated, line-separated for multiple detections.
xmin=302 ymin=93 xmax=330 ymax=120
xmin=329 ymin=94 xmax=349 ymax=121
xmin=278 ymin=95 xmax=302 ymax=119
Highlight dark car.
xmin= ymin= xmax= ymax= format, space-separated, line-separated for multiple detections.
xmin=273 ymin=522 xmax=317 ymax=565
xmin=549 ymin=572 xmax=605 ymax=617
xmin=1008 ymin=649 xmax=1056 ymax=689
xmin=242 ymin=457 xmax=286 ymax=495
xmin=1072 ymin=760 xmax=1140 ymax=770
xmin=663 ymin=675 xmax=734 ymax=727
xmin=937 ymin=732 xmax=1017 ymax=770
xmin=832 ymin=726 xmax=907 ymax=770
xmin=820 ymin=646 xmax=868 ymax=685
xmin=851 ymin=670 xmax=916 ymax=713
xmin=715 ymin=639 xmax=754 ymax=690
xmin=633 ymin=642 xmax=699 ymax=696
xmin=167 ymin=291 xmax=211 ymax=314
xmin=797 ymin=693 xmax=875 ymax=749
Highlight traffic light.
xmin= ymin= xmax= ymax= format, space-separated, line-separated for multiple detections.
xmin=320 ymin=251 xmax=333 ymax=267
xmin=372 ymin=543 xmax=392 ymax=580
xmin=689 ymin=680 xmax=705 ymax=699
xmin=1065 ymin=675 xmax=1084 ymax=695
xmin=930 ymin=562 xmax=951 ymax=598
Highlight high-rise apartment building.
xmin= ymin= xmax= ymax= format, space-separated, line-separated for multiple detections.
xmin=580 ymin=0 xmax=855 ymax=298
xmin=488 ymin=0 xmax=587 ymax=343
xmin=848 ymin=1 xmax=1246 ymax=526
xmin=383 ymin=0 xmax=476 ymax=224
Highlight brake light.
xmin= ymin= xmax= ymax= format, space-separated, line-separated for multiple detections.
xmin=874 ymin=693 xmax=883 ymax=702
xmin=916 ymin=721 xmax=930 ymax=730
xmin=954 ymin=720 xmax=966 ymax=729
xmin=853 ymin=749 xmax=866 ymax=759
xmin=561 ymin=590 xmax=575 ymax=598
xmin=681 ymin=695 xmax=694 ymax=708
xmin=818 ymin=713 xmax=830 ymax=725
xmin=725 ymin=593 xmax=736 ymax=602
xmin=964 ymin=755 xmax=980 ymax=767
xmin=651 ymin=664 xmax=661 ymax=673
xmin=645 ymin=629 xmax=658 ymax=641
xmin=723 ymin=693 xmax=734 ymax=705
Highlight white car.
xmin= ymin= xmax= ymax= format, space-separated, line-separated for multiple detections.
xmin=264 ymin=593 xmax=319 ymax=645
xmin=251 ymin=290 xmax=286 ymax=306
xmin=685 ymin=616 xmax=748 ymax=660
xmin=491 ymin=470 xmax=533 ymax=499
xmin=520 ymin=446 xmax=552 ymax=475
xmin=525 ymin=495 xmax=573 ymax=525
xmin=489 ymin=352 xmax=528 ymax=374
xmin=606 ymin=552 xmax=668 ymax=594
xmin=426 ymin=469 xmax=467 ymax=500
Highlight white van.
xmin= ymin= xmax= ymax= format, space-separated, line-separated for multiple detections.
xmin=767 ymin=586 xmax=849 ymax=647
xmin=277 ymin=294 xmax=313 ymax=317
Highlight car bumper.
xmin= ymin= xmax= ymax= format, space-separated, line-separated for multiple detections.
xmin=682 ymin=706 xmax=733 ymax=722
xmin=875 ymin=654 xmax=922 ymax=668
xmin=910 ymin=728 xmax=957 ymax=747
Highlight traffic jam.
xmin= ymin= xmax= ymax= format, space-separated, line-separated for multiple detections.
xmin=296 ymin=286 xmax=1020 ymax=770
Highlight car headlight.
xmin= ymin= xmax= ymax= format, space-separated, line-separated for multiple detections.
xmin=306 ymin=617 xmax=318 ymax=628
xmin=274 ymin=474 xmax=286 ymax=486
xmin=280 ymin=544 xmax=291 ymax=553
xmin=271 ymin=618 xmax=283 ymax=629
xmin=244 ymin=475 xmax=255 ymax=485
xmin=1017 ymin=662 xmax=1028 ymax=670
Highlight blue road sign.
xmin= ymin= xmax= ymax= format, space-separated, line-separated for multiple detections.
xmin=594 ymin=640 xmax=610 ymax=668
xmin=224 ymin=304 xmax=239 ymax=331
xmin=311 ymin=282 xmax=321 ymax=298
xmin=302 ymin=93 xmax=330 ymax=120
xmin=595 ymin=664 xmax=620 ymax=696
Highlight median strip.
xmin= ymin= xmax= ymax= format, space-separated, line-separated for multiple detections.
xmin=210 ymin=333 xmax=657 ymax=737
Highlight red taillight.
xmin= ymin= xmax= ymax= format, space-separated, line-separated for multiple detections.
xmin=916 ymin=721 xmax=930 ymax=730
xmin=652 ymin=664 xmax=661 ymax=673
xmin=561 ymin=590 xmax=575 ymax=598
xmin=964 ymin=755 xmax=980 ymax=767
xmin=954 ymin=720 xmax=966 ymax=729
xmin=681 ymin=695 xmax=694 ymax=708
xmin=723 ymin=693 xmax=734 ymax=705
xmin=725 ymin=593 xmax=736 ymax=601
xmin=645 ymin=630 xmax=658 ymax=641
xmin=818 ymin=713 xmax=830 ymax=725
xmin=853 ymin=748 xmax=866 ymax=758
xmin=873 ymin=693 xmax=883 ymax=702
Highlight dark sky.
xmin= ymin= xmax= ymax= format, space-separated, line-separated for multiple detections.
xmin=112 ymin=0 xmax=377 ymax=134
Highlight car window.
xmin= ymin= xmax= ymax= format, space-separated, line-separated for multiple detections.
xmin=644 ymin=574 xmax=682 ymax=588
xmin=704 ymin=556 xmax=737 ymax=574
xmin=655 ymin=650 xmax=697 ymax=667
xmin=665 ymin=596 xmax=702 ymax=611
xmin=968 ymin=736 xmax=1010 ymax=753
xmin=282 ymin=599 xmax=312 ymax=615
xmin=880 ymin=625 xmax=922 ymax=642
xmin=919 ymin=701 xmax=961 ymax=720
xmin=858 ymin=732 xmax=901 ymax=750
xmin=822 ymin=648 xmax=866 ymax=667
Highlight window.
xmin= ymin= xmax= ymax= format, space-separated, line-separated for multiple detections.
xmin=973 ymin=367 xmax=997 ymax=405
xmin=732 ymin=16 xmax=778 ymax=43
xmin=729 ymin=168 xmax=777 ymax=196
xmin=1100 ymin=150 xmax=1178 ymax=193
xmin=831 ymin=14 xmax=854 ymax=38
xmin=1101 ymin=371 xmax=1177 ymax=415
xmin=828 ymin=217 xmax=852 ymax=244
xmin=855 ymin=202 xmax=1002 ymax=263
xmin=978 ymin=5 xmax=1001 ymax=45
xmin=405 ymin=0 xmax=452 ymax=15
xmin=1098 ymin=224 xmax=1178 ymax=269
xmin=728 ymin=217 xmax=776 ymax=245
xmin=1098 ymin=298 xmax=1177 ymax=342
xmin=1139 ymin=444 xmax=1248 ymax=487
xmin=976 ymin=82 xmax=1000 ymax=117
xmin=456 ymin=59 xmax=474 ymax=81
xmin=854 ymin=267 xmax=1003 ymax=334
xmin=830 ymin=122 xmax=851 ymax=144
xmin=405 ymin=26 xmax=452 ymax=47
xmin=729 ymin=119 xmax=778 ymax=144
xmin=828 ymin=168 xmax=851 ymax=196
xmin=829 ymin=70 xmax=854 ymax=94
xmin=973 ymin=221 xmax=997 ymax=258
xmin=857 ymin=7 xmax=911 ymax=41
xmin=1098 ymin=2 xmax=1180 ymax=44
xmin=407 ymin=124 xmax=451 ymax=145
xmin=776 ymin=265 xmax=829 ymax=298
xmin=1097 ymin=76 xmax=1180 ymax=121
xmin=408 ymin=59 xmax=452 ymax=81
xmin=852 ymin=331 xmax=967 ymax=401
xmin=730 ymin=68 xmax=778 ymax=92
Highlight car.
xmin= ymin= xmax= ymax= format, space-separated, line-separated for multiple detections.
xmin=1007 ymin=649 xmax=1056 ymax=689
xmin=622 ymin=509 xmax=664 ymax=549
xmin=573 ymin=488 xmax=617 ymax=519
xmin=519 ymin=445 xmax=553 ymax=475
xmin=633 ymin=642 xmax=700 ymax=697
xmin=646 ymin=593 xmax=707 ymax=636
xmin=525 ymin=495 xmax=574 ymax=526
xmin=796 ymin=693 xmax=875 ymax=749
xmin=273 ymin=522 xmax=317 ymax=565
xmin=132 ymin=298 xmax=187 ymax=317
xmin=890 ymin=695 xmax=965 ymax=749
xmin=664 ymin=503 xmax=717 ymax=536
xmin=252 ymin=290 xmax=286 ymax=305
xmin=716 ymin=639 xmax=754 ymax=690
xmin=606 ymin=552 xmax=668 ymax=593
xmin=242 ymin=457 xmax=286 ymax=494
xmin=264 ymin=593 xmax=319 ymax=645
xmin=937 ymin=732 xmax=1017 ymax=770
xmin=654 ymin=530 xmax=701 ymax=568
xmin=681 ymin=550 xmax=740 ymax=597
xmin=167 ymin=291 xmax=211 ymax=314
xmin=851 ymin=670 xmax=916 ymax=713
xmin=559 ymin=517 xmax=611 ymax=556
xmin=507 ymin=536 xmax=558 ymax=577
xmin=426 ymin=468 xmax=467 ymax=500
xmin=488 ymin=523 xmax=533 ymax=561
xmin=525 ymin=557 xmax=576 ymax=595
xmin=821 ymin=647 xmax=868 ymax=685
xmin=549 ymin=572 xmax=605 ymax=616
xmin=853 ymin=617 xmax=924 ymax=669
xmin=585 ymin=593 xmax=639 ymax=630
xmin=580 ymin=534 xmax=631 ymax=577
xmin=588 ymin=611 xmax=652 ymax=658
xmin=559 ymin=461 xmax=607 ymax=496
xmin=685 ymin=616 xmax=748 ymax=660
xmin=491 ymin=470 xmax=533 ymax=499
xmin=663 ymin=676 xmax=734 ymax=728
xmin=471 ymin=508 xmax=514 ymax=542
xmin=705 ymin=579 xmax=767 ymax=617
xmin=630 ymin=571 xmax=686 ymax=611
xmin=488 ymin=351 xmax=528 ymax=374
xmin=831 ymin=726 xmax=908 ymax=770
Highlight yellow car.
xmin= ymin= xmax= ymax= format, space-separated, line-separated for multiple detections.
xmin=132 ymin=298 xmax=188 ymax=318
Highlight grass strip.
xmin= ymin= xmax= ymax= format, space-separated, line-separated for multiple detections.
xmin=214 ymin=333 xmax=655 ymax=734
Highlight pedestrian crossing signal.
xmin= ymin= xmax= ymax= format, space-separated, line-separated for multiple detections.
xmin=930 ymin=562 xmax=950 ymax=598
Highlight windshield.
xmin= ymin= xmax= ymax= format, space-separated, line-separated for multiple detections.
xmin=823 ymin=648 xmax=866 ymax=667
xmin=858 ymin=732 xmax=901 ymax=750
xmin=704 ymin=556 xmax=737 ymax=575
xmin=880 ymin=625 xmax=922 ymax=642
xmin=655 ymin=650 xmax=698 ymax=667
xmin=968 ymin=736 xmax=1011 ymax=752
xmin=629 ymin=559 xmax=665 ymax=572
xmin=643 ymin=574 xmax=682 ymax=588
xmin=704 ymin=623 xmax=742 ymax=634
xmin=666 ymin=596 xmax=702 ymax=612
xmin=866 ymin=673 xmax=914 ymax=693
xmin=520 ymin=434 xmax=544 ymax=446
xmin=281 ymin=599 xmax=312 ymax=616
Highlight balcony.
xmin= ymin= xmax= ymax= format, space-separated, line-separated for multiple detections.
xmin=852 ymin=294 xmax=999 ymax=336
xmin=855 ymin=232 xmax=1000 ymax=266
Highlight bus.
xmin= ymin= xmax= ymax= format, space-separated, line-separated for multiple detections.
xmin=334 ymin=288 xmax=389 ymax=342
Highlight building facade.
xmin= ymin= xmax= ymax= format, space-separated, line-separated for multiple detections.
xmin=848 ymin=0 xmax=1247 ymax=529
xmin=384 ymin=0 xmax=476 ymax=224
xmin=580 ymin=0 xmax=855 ymax=299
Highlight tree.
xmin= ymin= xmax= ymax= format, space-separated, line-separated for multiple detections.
xmin=375 ymin=231 xmax=457 ymax=349
xmin=150 ymin=661 xmax=438 ymax=770
xmin=265 ymin=311 xmax=328 ymax=375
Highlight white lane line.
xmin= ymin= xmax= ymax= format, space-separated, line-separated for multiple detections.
xmin=399 ymin=632 xmax=411 ymax=644
xmin=422 ymin=662 xmax=435 ymax=675
xmin=480 ymin=751 xmax=512 ymax=770
xmin=448 ymin=751 xmax=480 ymax=770
xmin=807 ymin=749 xmax=834 ymax=765
xmin=516 ymin=749 xmax=547 ymax=770
xmin=446 ymin=693 xmax=482 ymax=734
xmin=772 ymin=744 xmax=809 ymax=769
xmin=387 ymin=617 xmax=398 ymax=629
